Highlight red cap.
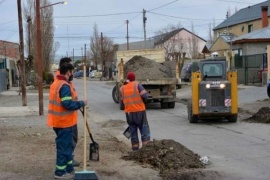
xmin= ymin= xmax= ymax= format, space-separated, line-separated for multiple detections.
xmin=127 ymin=72 xmax=135 ymax=81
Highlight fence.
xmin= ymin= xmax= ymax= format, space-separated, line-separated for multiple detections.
xmin=235 ymin=53 xmax=266 ymax=85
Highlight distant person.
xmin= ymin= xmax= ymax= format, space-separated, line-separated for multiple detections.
xmin=120 ymin=72 xmax=151 ymax=151
xmin=54 ymin=57 xmax=80 ymax=167
xmin=48 ymin=63 xmax=87 ymax=179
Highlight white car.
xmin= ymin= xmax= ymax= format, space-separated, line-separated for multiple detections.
xmin=90 ymin=70 xmax=97 ymax=78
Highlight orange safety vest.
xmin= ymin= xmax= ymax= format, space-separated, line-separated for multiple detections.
xmin=120 ymin=81 xmax=146 ymax=113
xmin=54 ymin=70 xmax=78 ymax=100
xmin=47 ymin=79 xmax=78 ymax=128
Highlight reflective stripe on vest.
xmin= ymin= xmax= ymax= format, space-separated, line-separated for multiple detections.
xmin=47 ymin=79 xmax=78 ymax=128
xmin=121 ymin=82 xmax=145 ymax=112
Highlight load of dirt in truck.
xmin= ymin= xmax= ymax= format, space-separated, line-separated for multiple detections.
xmin=122 ymin=139 xmax=208 ymax=178
xmin=123 ymin=56 xmax=173 ymax=80
xmin=243 ymin=107 xmax=270 ymax=123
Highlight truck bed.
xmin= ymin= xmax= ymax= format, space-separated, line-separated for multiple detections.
xmin=137 ymin=78 xmax=177 ymax=85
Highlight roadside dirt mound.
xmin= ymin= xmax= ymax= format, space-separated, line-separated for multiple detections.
xmin=124 ymin=56 xmax=173 ymax=80
xmin=122 ymin=139 xmax=204 ymax=177
xmin=243 ymin=107 xmax=270 ymax=123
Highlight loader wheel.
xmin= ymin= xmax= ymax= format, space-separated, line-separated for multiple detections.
xmin=161 ymin=102 xmax=168 ymax=108
xmin=228 ymin=115 xmax=237 ymax=123
xmin=112 ymin=86 xmax=119 ymax=103
xmin=187 ymin=100 xmax=198 ymax=123
xmin=168 ymin=102 xmax=175 ymax=108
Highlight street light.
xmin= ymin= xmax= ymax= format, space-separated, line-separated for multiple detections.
xmin=35 ymin=0 xmax=67 ymax=115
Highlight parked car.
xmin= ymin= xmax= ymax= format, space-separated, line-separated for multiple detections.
xmin=181 ymin=63 xmax=193 ymax=82
xmin=90 ymin=70 xmax=97 ymax=78
xmin=74 ymin=70 xmax=89 ymax=78
xmin=257 ymin=63 xmax=268 ymax=81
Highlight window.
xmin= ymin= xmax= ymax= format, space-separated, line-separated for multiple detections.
xmin=202 ymin=63 xmax=224 ymax=77
xmin=248 ymin=24 xmax=253 ymax=33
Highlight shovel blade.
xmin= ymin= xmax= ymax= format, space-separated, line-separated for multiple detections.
xmin=89 ymin=142 xmax=99 ymax=161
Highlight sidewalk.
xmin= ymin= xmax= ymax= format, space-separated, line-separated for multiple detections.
xmin=0 ymin=87 xmax=49 ymax=117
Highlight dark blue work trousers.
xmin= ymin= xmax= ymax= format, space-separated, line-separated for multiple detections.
xmin=53 ymin=125 xmax=75 ymax=176
xmin=126 ymin=111 xmax=151 ymax=150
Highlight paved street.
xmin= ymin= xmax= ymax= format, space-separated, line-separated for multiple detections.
xmin=1 ymin=79 xmax=270 ymax=180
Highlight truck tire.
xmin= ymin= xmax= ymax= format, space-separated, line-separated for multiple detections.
xmin=168 ymin=102 xmax=175 ymax=108
xmin=112 ymin=86 xmax=119 ymax=103
xmin=228 ymin=115 xmax=237 ymax=123
xmin=187 ymin=100 xmax=198 ymax=123
xmin=161 ymin=102 xmax=168 ymax=108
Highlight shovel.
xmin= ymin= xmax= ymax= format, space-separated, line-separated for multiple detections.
xmin=123 ymin=126 xmax=131 ymax=139
xmin=80 ymin=108 xmax=99 ymax=161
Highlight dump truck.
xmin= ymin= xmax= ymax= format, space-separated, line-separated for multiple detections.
xmin=187 ymin=58 xmax=238 ymax=123
xmin=112 ymin=49 xmax=180 ymax=109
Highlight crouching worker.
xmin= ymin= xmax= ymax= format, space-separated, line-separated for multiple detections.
xmin=47 ymin=63 xmax=87 ymax=179
xmin=120 ymin=72 xmax=151 ymax=151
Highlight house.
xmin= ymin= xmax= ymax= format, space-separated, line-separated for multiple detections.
xmin=232 ymin=26 xmax=270 ymax=55
xmin=0 ymin=40 xmax=20 ymax=90
xmin=210 ymin=1 xmax=270 ymax=56
xmin=153 ymin=28 xmax=206 ymax=60
xmin=116 ymin=28 xmax=206 ymax=60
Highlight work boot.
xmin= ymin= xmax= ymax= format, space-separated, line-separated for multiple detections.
xmin=54 ymin=173 xmax=73 ymax=179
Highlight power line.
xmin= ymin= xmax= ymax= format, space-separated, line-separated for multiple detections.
xmin=148 ymin=0 xmax=179 ymax=12
xmin=54 ymin=11 xmax=141 ymax=18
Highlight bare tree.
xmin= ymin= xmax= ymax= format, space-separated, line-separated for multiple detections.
xmin=89 ymin=24 xmax=114 ymax=70
xmin=154 ymin=23 xmax=186 ymax=61
xmin=187 ymin=22 xmax=199 ymax=59
xmin=208 ymin=23 xmax=214 ymax=44
xmin=23 ymin=0 xmax=55 ymax=74
xmin=90 ymin=24 xmax=101 ymax=70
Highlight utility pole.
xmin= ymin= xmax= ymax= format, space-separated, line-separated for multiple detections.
xmin=101 ymin=32 xmax=104 ymax=68
xmin=36 ymin=0 xmax=44 ymax=115
xmin=27 ymin=16 xmax=31 ymax=56
xmin=143 ymin=9 xmax=147 ymax=48
xmin=126 ymin=20 xmax=129 ymax=50
xmin=17 ymin=0 xmax=27 ymax=106
xmin=84 ymin=44 xmax=86 ymax=65
xmin=73 ymin=48 xmax=74 ymax=64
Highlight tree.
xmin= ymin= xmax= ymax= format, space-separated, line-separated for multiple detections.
xmin=23 ymin=0 xmax=55 ymax=74
xmin=89 ymin=24 xmax=114 ymax=70
xmin=187 ymin=22 xmax=199 ymax=59
xmin=154 ymin=23 xmax=186 ymax=61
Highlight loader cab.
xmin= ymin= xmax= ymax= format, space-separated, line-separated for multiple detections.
xmin=199 ymin=59 xmax=227 ymax=80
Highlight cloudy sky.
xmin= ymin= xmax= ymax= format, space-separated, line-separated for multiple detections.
xmin=0 ymin=0 xmax=266 ymax=58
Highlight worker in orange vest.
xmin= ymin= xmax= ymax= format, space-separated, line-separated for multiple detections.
xmin=54 ymin=57 xmax=81 ymax=167
xmin=120 ymin=72 xmax=151 ymax=151
xmin=48 ymin=62 xmax=87 ymax=179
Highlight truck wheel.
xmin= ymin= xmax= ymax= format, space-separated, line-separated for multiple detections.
xmin=168 ymin=102 xmax=175 ymax=108
xmin=187 ymin=100 xmax=198 ymax=123
xmin=161 ymin=102 xmax=168 ymax=108
xmin=228 ymin=115 xmax=237 ymax=123
xmin=112 ymin=86 xmax=119 ymax=103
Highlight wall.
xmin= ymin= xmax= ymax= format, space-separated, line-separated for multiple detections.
xmin=233 ymin=42 xmax=269 ymax=55
xmin=209 ymin=37 xmax=230 ymax=56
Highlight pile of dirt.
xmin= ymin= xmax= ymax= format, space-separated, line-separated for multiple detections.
xmin=122 ymin=139 xmax=204 ymax=177
xmin=124 ymin=56 xmax=173 ymax=80
xmin=243 ymin=107 xmax=270 ymax=123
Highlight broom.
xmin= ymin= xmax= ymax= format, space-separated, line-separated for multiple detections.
xmin=74 ymin=65 xmax=98 ymax=180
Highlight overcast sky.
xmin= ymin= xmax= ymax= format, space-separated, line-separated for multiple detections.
xmin=0 ymin=0 xmax=266 ymax=58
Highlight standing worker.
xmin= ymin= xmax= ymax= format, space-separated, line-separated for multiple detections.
xmin=120 ymin=72 xmax=151 ymax=151
xmin=48 ymin=63 xmax=87 ymax=179
xmin=54 ymin=57 xmax=80 ymax=167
